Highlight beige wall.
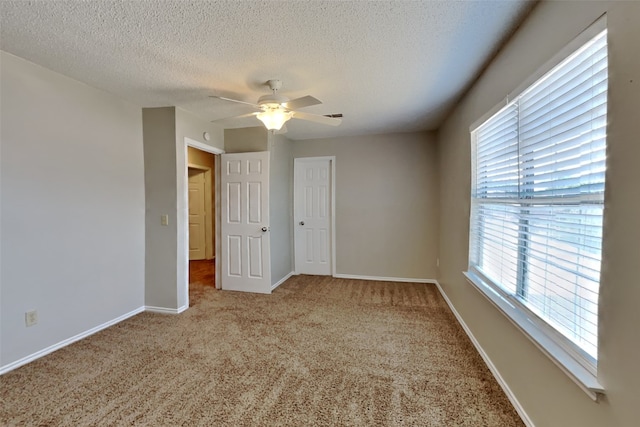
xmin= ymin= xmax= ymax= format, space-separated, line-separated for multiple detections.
xmin=224 ymin=127 xmax=269 ymax=153
xmin=293 ymin=131 xmax=439 ymax=279
xmin=436 ymin=1 xmax=640 ymax=426
xmin=142 ymin=107 xmax=178 ymax=309
xmin=175 ymin=108 xmax=224 ymax=153
xmin=268 ymin=133 xmax=294 ymax=285
xmin=1 ymin=52 xmax=145 ymax=369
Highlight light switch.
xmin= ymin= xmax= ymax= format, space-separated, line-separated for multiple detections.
xmin=161 ymin=214 xmax=169 ymax=226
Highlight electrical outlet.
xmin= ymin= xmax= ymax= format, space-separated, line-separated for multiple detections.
xmin=161 ymin=214 xmax=169 ymax=226
xmin=436 ymin=258 xmax=440 ymax=267
xmin=25 ymin=310 xmax=38 ymax=327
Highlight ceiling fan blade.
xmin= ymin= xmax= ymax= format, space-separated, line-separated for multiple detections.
xmin=211 ymin=112 xmax=258 ymax=122
xmin=283 ymin=95 xmax=322 ymax=110
xmin=209 ymin=95 xmax=260 ymax=109
xmin=292 ymin=111 xmax=342 ymax=126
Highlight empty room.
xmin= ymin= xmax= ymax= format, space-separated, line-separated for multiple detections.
xmin=1 ymin=1 xmax=639 ymax=426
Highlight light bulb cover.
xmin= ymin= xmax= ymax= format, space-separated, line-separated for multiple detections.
xmin=256 ymin=109 xmax=293 ymax=130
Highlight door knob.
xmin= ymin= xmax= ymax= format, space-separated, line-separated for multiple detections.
xmin=261 ymin=227 xmax=268 ymax=232
xmin=299 ymin=221 xmax=305 ymax=226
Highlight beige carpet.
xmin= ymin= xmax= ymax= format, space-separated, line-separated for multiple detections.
xmin=0 ymin=276 xmax=524 ymax=426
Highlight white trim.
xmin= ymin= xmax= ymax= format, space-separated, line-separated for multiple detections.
xmin=145 ymin=304 xmax=188 ymax=315
xmin=184 ymin=137 xmax=225 ymax=154
xmin=0 ymin=307 xmax=145 ymax=375
xmin=464 ymin=271 xmax=603 ymax=400
xmin=293 ymin=156 xmax=337 ymax=276
xmin=330 ymin=158 xmax=336 ymax=277
xmin=214 ymin=154 xmax=222 ymax=289
xmin=434 ymin=280 xmax=534 ymax=427
xmin=333 ymin=273 xmax=436 ymax=284
xmin=271 ymin=271 xmax=294 ymax=291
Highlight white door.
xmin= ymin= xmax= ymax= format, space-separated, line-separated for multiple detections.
xmin=220 ymin=151 xmax=271 ymax=294
xmin=294 ymin=157 xmax=332 ymax=275
xmin=188 ymin=169 xmax=207 ymax=260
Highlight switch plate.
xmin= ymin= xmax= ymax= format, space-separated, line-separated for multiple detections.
xmin=25 ymin=310 xmax=38 ymax=327
xmin=161 ymin=214 xmax=169 ymax=226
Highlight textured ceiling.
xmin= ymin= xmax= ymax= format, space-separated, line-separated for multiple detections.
xmin=0 ymin=0 xmax=533 ymax=140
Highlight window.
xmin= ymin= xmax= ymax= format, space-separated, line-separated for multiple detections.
xmin=467 ymin=27 xmax=607 ymax=392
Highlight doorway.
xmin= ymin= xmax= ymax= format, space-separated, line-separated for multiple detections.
xmin=180 ymin=137 xmax=224 ymax=309
xmin=187 ymin=149 xmax=215 ymax=305
xmin=188 ymin=167 xmax=214 ymax=298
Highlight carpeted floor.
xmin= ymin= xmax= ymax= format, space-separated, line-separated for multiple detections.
xmin=0 ymin=276 xmax=524 ymax=426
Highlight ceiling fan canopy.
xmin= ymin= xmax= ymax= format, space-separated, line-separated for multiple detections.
xmin=257 ymin=79 xmax=288 ymax=108
xmin=210 ymin=79 xmax=342 ymax=131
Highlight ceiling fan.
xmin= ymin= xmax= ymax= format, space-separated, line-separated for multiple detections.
xmin=210 ymin=79 xmax=342 ymax=131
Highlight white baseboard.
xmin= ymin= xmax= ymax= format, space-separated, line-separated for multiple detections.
xmin=145 ymin=304 xmax=188 ymax=314
xmin=433 ymin=281 xmax=534 ymax=427
xmin=272 ymin=271 xmax=294 ymax=291
xmin=0 ymin=306 xmax=145 ymax=375
xmin=333 ymin=273 xmax=437 ymax=284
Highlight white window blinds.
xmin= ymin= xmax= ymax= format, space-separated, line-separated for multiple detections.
xmin=469 ymin=29 xmax=607 ymax=366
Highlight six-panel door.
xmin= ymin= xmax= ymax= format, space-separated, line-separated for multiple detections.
xmin=221 ymin=151 xmax=271 ymax=294
xmin=294 ymin=158 xmax=332 ymax=275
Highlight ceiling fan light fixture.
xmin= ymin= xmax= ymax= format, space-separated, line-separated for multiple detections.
xmin=211 ymin=79 xmax=340 ymax=130
xmin=256 ymin=109 xmax=293 ymax=130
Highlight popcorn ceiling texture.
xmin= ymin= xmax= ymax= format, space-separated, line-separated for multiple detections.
xmin=0 ymin=1 xmax=532 ymax=140
xmin=0 ymin=276 xmax=524 ymax=426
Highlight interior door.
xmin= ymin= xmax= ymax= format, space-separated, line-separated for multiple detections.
xmin=220 ymin=151 xmax=271 ymax=294
xmin=294 ymin=157 xmax=332 ymax=275
xmin=188 ymin=168 xmax=206 ymax=260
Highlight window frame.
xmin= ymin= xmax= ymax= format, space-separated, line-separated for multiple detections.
xmin=465 ymin=15 xmax=607 ymax=400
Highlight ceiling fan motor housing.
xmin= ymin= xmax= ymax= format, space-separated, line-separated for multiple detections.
xmin=258 ymin=93 xmax=289 ymax=108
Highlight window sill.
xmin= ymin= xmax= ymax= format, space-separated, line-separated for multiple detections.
xmin=463 ymin=271 xmax=604 ymax=401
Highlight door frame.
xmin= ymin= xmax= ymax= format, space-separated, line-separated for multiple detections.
xmin=293 ymin=156 xmax=337 ymax=276
xmin=179 ymin=137 xmax=225 ymax=309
